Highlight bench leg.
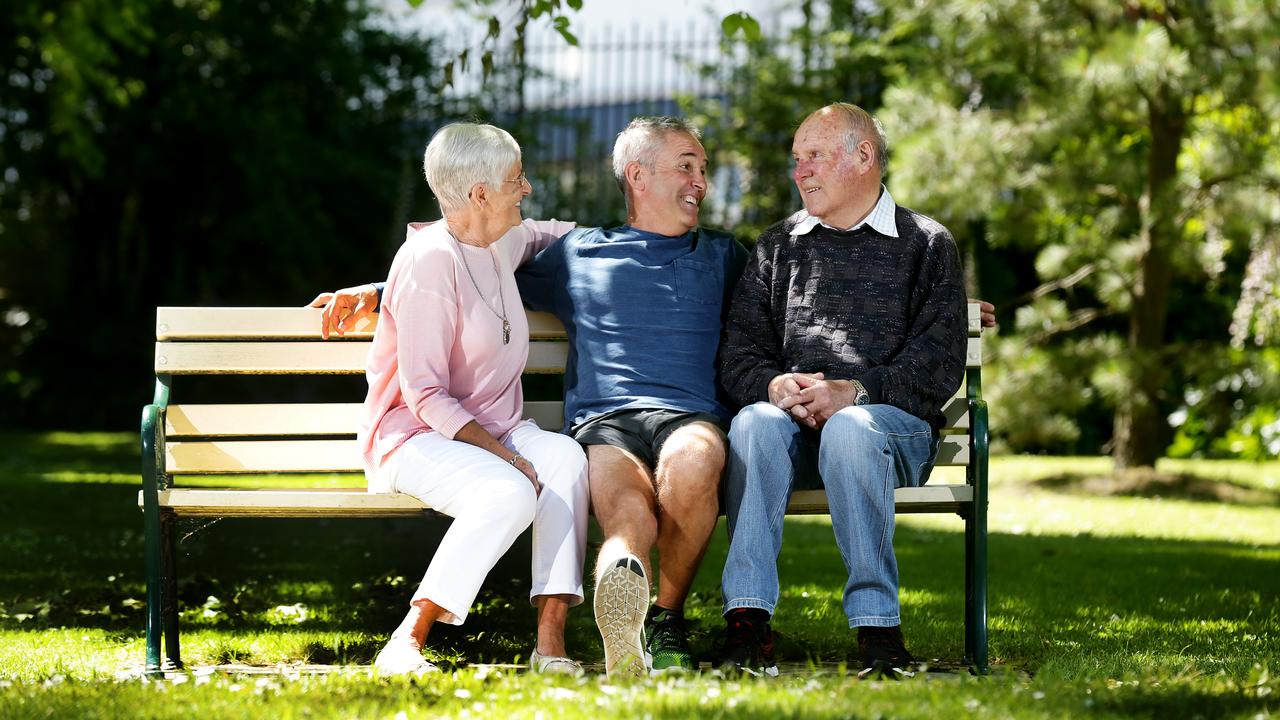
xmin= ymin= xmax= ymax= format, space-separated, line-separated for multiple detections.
xmin=161 ymin=510 xmax=184 ymax=670
xmin=143 ymin=501 xmax=164 ymax=676
xmin=964 ymin=404 xmax=990 ymax=674
xmin=964 ymin=510 xmax=989 ymax=673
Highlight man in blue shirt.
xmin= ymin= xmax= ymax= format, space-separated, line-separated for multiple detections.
xmin=315 ymin=117 xmax=747 ymax=679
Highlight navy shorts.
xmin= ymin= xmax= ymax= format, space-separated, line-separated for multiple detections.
xmin=569 ymin=408 xmax=727 ymax=470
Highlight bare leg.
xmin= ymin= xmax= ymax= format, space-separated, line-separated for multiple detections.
xmin=653 ymin=422 xmax=726 ymax=611
xmin=391 ymin=598 xmax=448 ymax=649
xmin=587 ymin=445 xmax=659 ymax=584
xmin=534 ymin=594 xmax=575 ymax=657
xmin=587 ymin=445 xmax=658 ymax=677
xmin=374 ymin=598 xmax=448 ymax=675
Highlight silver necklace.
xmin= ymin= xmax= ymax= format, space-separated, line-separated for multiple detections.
xmin=453 ymin=237 xmax=511 ymax=344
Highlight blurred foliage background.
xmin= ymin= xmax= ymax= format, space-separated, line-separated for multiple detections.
xmin=1 ymin=0 xmax=1277 ymax=470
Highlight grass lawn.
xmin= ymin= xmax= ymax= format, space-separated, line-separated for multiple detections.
xmin=0 ymin=432 xmax=1276 ymax=718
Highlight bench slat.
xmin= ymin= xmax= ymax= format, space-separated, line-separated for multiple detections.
xmin=165 ymin=402 xmax=566 ymax=438
xmin=155 ymin=340 xmax=570 ymax=375
xmin=165 ymin=434 xmax=970 ymax=474
xmin=966 ymin=302 xmax=981 ymax=337
xmin=157 ymin=305 xmax=981 ymax=340
xmin=789 ymin=485 xmax=974 ymax=515
xmin=168 ymin=439 xmax=363 ymax=473
xmin=155 ymin=338 xmax=978 ymax=374
xmin=523 ymin=401 xmax=565 ymax=431
xmin=150 ymin=488 xmax=428 ymax=517
xmin=167 ymin=403 xmax=363 ymax=437
xmin=142 ymin=484 xmax=974 ymax=517
xmin=166 ymin=397 xmax=965 ymax=439
xmin=157 ymin=307 xmax=566 ymax=340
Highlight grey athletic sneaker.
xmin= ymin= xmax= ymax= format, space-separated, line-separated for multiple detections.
xmin=594 ymin=554 xmax=651 ymax=679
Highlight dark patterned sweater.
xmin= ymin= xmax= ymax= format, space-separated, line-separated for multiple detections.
xmin=719 ymin=206 xmax=969 ymax=432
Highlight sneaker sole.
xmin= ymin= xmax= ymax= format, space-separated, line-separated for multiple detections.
xmin=594 ymin=556 xmax=649 ymax=679
xmin=717 ymin=663 xmax=779 ymax=679
xmin=857 ymin=661 xmax=915 ymax=680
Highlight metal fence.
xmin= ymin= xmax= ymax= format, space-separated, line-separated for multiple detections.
xmin=417 ymin=21 xmax=740 ymax=230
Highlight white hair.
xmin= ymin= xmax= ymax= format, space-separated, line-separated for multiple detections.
xmin=422 ymin=123 xmax=521 ymax=214
xmin=611 ymin=116 xmax=701 ymax=207
xmin=809 ymin=103 xmax=889 ymax=174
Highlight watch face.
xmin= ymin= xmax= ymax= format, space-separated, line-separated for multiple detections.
xmin=853 ymin=382 xmax=869 ymax=405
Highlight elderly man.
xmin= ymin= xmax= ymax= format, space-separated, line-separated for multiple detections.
xmin=714 ymin=103 xmax=969 ymax=680
xmin=315 ymin=117 xmax=747 ymax=678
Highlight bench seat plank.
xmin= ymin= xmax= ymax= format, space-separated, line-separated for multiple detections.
xmin=168 ymin=397 xmax=967 ymax=438
xmin=167 ymin=403 xmax=364 ymax=437
xmin=167 ymin=401 xmax=566 ymax=438
xmin=157 ymin=306 xmax=980 ymax=339
xmin=143 ymin=485 xmax=974 ymax=518
xmin=156 ymin=307 xmax=567 ymax=340
xmin=166 ymin=435 xmax=970 ymax=474
xmin=155 ymin=340 xmax=569 ymax=375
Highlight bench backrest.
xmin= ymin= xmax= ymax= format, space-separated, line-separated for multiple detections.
xmin=152 ymin=305 xmax=982 ymax=479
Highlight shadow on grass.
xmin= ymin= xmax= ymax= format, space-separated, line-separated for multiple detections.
xmin=1030 ymin=467 xmax=1280 ymax=506
xmin=696 ymin=516 xmax=1279 ymax=674
xmin=3 ymin=454 xmax=1277 ymax=678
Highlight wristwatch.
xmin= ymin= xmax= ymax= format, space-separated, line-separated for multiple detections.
xmin=851 ymin=380 xmax=870 ymax=406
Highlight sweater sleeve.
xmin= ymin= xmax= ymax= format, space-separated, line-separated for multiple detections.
xmin=719 ymin=230 xmax=785 ymax=406
xmin=856 ymin=228 xmax=968 ymax=425
xmin=383 ymin=245 xmax=477 ymax=440
xmin=515 ymin=231 xmax=569 ymax=314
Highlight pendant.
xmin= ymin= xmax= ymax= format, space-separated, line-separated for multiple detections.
xmin=502 ymin=318 xmax=511 ymax=345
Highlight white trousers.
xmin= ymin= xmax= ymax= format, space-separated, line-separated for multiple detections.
xmin=380 ymin=421 xmax=589 ymax=625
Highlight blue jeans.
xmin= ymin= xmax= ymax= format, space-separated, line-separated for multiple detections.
xmin=721 ymin=402 xmax=937 ymax=627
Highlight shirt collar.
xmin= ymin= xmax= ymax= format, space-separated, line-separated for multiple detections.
xmin=789 ymin=185 xmax=899 ymax=238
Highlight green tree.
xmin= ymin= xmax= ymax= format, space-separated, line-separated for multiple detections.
xmin=0 ymin=0 xmax=443 ymax=427
xmin=879 ymin=0 xmax=1279 ymax=468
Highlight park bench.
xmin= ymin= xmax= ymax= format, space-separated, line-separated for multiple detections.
xmin=140 ymin=304 xmax=988 ymax=676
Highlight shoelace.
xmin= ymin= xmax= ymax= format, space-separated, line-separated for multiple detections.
xmin=649 ymin=613 xmax=692 ymax=651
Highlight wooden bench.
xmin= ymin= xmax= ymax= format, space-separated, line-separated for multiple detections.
xmin=140 ymin=304 xmax=988 ymax=675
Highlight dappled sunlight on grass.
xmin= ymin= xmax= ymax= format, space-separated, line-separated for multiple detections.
xmin=1 ymin=434 xmax=1278 ymax=716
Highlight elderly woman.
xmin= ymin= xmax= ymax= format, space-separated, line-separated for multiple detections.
xmin=360 ymin=123 xmax=588 ymax=675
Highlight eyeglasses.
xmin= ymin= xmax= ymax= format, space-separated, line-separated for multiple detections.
xmin=504 ymin=172 xmax=529 ymax=187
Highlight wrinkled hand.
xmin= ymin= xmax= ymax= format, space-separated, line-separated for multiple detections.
xmin=972 ymin=299 xmax=996 ymax=328
xmin=783 ymin=375 xmax=857 ymax=430
xmin=307 ymin=284 xmax=378 ymax=339
xmin=768 ymin=371 xmax=824 ymax=408
xmin=512 ymin=455 xmax=541 ymax=495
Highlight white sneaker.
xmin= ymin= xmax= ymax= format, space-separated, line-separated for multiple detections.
xmin=373 ymin=641 xmax=439 ymax=677
xmin=594 ymin=554 xmax=651 ymax=679
xmin=529 ymin=649 xmax=584 ymax=676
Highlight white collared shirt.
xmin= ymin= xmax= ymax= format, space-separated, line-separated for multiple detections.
xmin=789 ymin=185 xmax=899 ymax=238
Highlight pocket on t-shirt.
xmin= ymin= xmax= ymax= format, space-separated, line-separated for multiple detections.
xmin=673 ymin=258 xmax=721 ymax=305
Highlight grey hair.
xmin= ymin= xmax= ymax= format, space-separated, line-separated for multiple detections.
xmin=611 ymin=116 xmax=702 ymax=203
xmin=812 ymin=103 xmax=888 ymax=174
xmin=422 ymin=123 xmax=521 ymax=214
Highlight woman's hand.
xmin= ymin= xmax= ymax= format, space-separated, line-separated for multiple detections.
xmin=308 ymin=284 xmax=379 ymax=339
xmin=451 ymin=422 xmax=541 ymax=496
xmin=511 ymin=454 xmax=541 ymax=496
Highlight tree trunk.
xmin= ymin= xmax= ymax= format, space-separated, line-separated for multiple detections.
xmin=1113 ymin=88 xmax=1186 ymax=471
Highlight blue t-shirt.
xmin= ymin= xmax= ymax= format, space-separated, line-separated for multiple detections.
xmin=517 ymin=225 xmax=748 ymax=430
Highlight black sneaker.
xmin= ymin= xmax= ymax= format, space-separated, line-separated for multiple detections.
xmin=857 ymin=625 xmax=916 ymax=679
xmin=647 ymin=608 xmax=696 ymax=674
xmin=715 ymin=609 xmax=779 ymax=677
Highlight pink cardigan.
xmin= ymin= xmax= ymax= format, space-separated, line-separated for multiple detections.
xmin=359 ymin=218 xmax=574 ymax=490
